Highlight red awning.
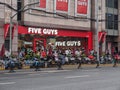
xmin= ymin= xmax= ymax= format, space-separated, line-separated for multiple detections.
xmin=17 ymin=25 xmax=93 ymax=50
xmin=99 ymin=31 xmax=106 ymax=43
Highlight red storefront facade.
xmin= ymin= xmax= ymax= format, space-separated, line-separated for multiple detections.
xmin=3 ymin=24 xmax=107 ymax=55
xmin=17 ymin=25 xmax=93 ymax=53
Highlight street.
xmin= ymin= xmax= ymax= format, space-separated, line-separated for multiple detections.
xmin=0 ymin=66 xmax=120 ymax=90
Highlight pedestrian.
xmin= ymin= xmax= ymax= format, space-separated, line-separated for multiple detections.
xmin=113 ymin=53 xmax=118 ymax=67
xmin=93 ymin=51 xmax=100 ymax=68
xmin=33 ymin=58 xmax=41 ymax=71
xmin=74 ymin=49 xmax=82 ymax=69
xmin=8 ymin=57 xmax=15 ymax=73
xmin=77 ymin=57 xmax=82 ymax=69
xmin=54 ymin=51 xmax=63 ymax=70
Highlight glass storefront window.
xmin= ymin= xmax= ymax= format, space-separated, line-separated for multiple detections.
xmin=18 ymin=34 xmax=88 ymax=54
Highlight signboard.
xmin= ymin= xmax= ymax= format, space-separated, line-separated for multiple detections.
xmin=15 ymin=25 xmax=93 ymax=50
xmin=55 ymin=41 xmax=81 ymax=46
xmin=28 ymin=27 xmax=58 ymax=35
xmin=75 ymin=0 xmax=89 ymax=16
xmin=56 ymin=0 xmax=68 ymax=11
xmin=40 ymin=0 xmax=46 ymax=8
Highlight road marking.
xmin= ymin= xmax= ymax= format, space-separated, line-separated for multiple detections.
xmin=65 ymin=75 xmax=90 ymax=79
xmin=4 ymin=72 xmax=35 ymax=74
xmin=29 ymin=73 xmax=48 ymax=76
xmin=42 ymin=70 xmax=71 ymax=73
xmin=4 ymin=70 xmax=71 ymax=74
xmin=0 ymin=82 xmax=16 ymax=85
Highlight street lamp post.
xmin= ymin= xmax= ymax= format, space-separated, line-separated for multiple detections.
xmin=9 ymin=2 xmax=39 ymax=56
xmin=95 ymin=0 xmax=100 ymax=68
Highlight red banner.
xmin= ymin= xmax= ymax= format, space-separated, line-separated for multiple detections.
xmin=0 ymin=44 xmax=5 ymax=57
xmin=56 ymin=0 xmax=68 ymax=11
xmin=4 ymin=24 xmax=16 ymax=40
xmin=77 ymin=0 xmax=88 ymax=14
xmin=40 ymin=0 xmax=46 ymax=8
xmin=4 ymin=24 xmax=10 ymax=39
xmin=99 ymin=32 xmax=106 ymax=43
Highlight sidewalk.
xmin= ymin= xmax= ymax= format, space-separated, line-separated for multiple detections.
xmin=0 ymin=63 xmax=118 ymax=73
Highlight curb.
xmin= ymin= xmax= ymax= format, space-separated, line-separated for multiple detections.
xmin=0 ymin=67 xmax=5 ymax=70
xmin=0 ymin=64 xmax=119 ymax=71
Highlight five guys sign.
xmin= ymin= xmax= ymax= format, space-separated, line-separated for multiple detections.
xmin=56 ymin=0 xmax=68 ymax=11
xmin=77 ymin=0 xmax=88 ymax=15
xmin=39 ymin=0 xmax=89 ymax=15
xmin=39 ymin=0 xmax=46 ymax=8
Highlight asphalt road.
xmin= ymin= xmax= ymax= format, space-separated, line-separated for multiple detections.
xmin=0 ymin=67 xmax=120 ymax=90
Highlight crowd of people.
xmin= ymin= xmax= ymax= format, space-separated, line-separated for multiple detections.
xmin=0 ymin=47 xmax=120 ymax=72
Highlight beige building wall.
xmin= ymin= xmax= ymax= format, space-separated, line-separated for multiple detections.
xmin=0 ymin=0 xmax=18 ymax=54
xmin=23 ymin=0 xmax=91 ymax=31
xmin=0 ymin=0 xmax=5 ymax=50
xmin=99 ymin=0 xmax=106 ymax=52
xmin=91 ymin=0 xmax=106 ymax=52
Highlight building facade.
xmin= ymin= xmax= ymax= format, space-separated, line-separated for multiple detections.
xmin=0 ymin=0 xmax=120 ymax=56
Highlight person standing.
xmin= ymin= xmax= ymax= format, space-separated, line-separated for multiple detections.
xmin=75 ymin=49 xmax=82 ymax=69
xmin=33 ymin=58 xmax=41 ymax=71
xmin=40 ymin=50 xmax=46 ymax=61
xmin=8 ymin=57 xmax=15 ymax=73
xmin=54 ymin=50 xmax=63 ymax=70
xmin=113 ymin=53 xmax=118 ymax=67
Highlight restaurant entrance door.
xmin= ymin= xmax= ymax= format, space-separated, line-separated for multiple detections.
xmin=33 ymin=38 xmax=46 ymax=52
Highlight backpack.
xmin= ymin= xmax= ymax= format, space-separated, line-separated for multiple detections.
xmin=34 ymin=61 xmax=40 ymax=67
xmin=9 ymin=60 xmax=15 ymax=68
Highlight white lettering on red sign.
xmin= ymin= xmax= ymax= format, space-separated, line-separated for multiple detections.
xmin=55 ymin=41 xmax=81 ymax=46
xmin=43 ymin=29 xmax=58 ymax=35
xmin=55 ymin=41 xmax=66 ymax=46
xmin=28 ymin=27 xmax=42 ymax=34
xmin=28 ymin=27 xmax=58 ymax=35
xmin=78 ymin=0 xmax=87 ymax=6
xmin=57 ymin=0 xmax=68 ymax=3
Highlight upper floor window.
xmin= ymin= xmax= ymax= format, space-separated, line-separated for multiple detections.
xmin=114 ymin=0 xmax=118 ymax=9
xmin=114 ymin=15 xmax=118 ymax=30
xmin=106 ymin=0 xmax=118 ymax=9
xmin=106 ymin=13 xmax=118 ymax=30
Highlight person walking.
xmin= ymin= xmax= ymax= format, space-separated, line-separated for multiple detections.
xmin=113 ymin=53 xmax=118 ymax=67
xmin=54 ymin=50 xmax=63 ymax=70
xmin=75 ymin=49 xmax=82 ymax=69
xmin=33 ymin=58 xmax=41 ymax=71
xmin=8 ymin=57 xmax=15 ymax=73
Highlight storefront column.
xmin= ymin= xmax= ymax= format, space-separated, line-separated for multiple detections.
xmin=0 ymin=27 xmax=4 ymax=52
xmin=88 ymin=32 xmax=93 ymax=51
xmin=118 ymin=37 xmax=120 ymax=52
xmin=102 ymin=35 xmax=106 ymax=54
xmin=12 ymin=24 xmax=18 ymax=55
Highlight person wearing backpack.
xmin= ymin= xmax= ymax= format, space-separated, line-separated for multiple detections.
xmin=33 ymin=59 xmax=41 ymax=71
